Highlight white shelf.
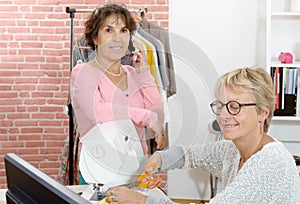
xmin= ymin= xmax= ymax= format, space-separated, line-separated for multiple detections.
xmin=272 ymin=116 xmax=300 ymax=121
xmin=270 ymin=61 xmax=300 ymax=67
xmin=272 ymin=12 xmax=300 ymax=16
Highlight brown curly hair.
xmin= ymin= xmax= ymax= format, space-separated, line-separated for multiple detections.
xmin=84 ymin=3 xmax=137 ymax=51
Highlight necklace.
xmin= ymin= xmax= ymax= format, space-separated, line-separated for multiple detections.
xmin=94 ymin=57 xmax=122 ymax=77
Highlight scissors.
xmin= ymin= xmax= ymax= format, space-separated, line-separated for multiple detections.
xmin=123 ymin=162 xmax=162 ymax=189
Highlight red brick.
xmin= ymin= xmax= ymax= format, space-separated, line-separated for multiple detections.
xmin=0 ymin=99 xmax=23 ymax=106
xmin=32 ymin=92 xmax=54 ymax=98
xmin=40 ymin=147 xmax=63 ymax=154
xmin=40 ymin=106 xmax=63 ymax=112
xmin=0 ymin=120 xmax=13 ymax=127
xmin=19 ymin=50 xmax=43 ymax=55
xmin=15 ymin=78 xmax=38 ymax=84
xmin=19 ymin=134 xmax=42 ymax=140
xmin=0 ymin=148 xmax=17 ymax=155
xmin=0 ymin=92 xmax=17 ymax=98
xmin=46 ymin=141 xmax=65 ymax=147
xmin=7 ymin=128 xmax=19 ymax=134
xmin=20 ymin=70 xmax=45 ymax=77
xmin=2 ymin=141 xmax=25 ymax=148
xmin=24 ymin=13 xmax=47 ymax=19
xmin=0 ymin=34 xmax=13 ymax=41
xmin=42 ymin=134 xmax=67 ymax=141
xmin=18 ymin=148 xmax=39 ymax=155
xmin=36 ymin=85 xmax=60 ymax=91
xmin=26 ymin=141 xmax=45 ymax=147
xmin=7 ymin=113 xmax=30 ymax=119
xmin=20 ymin=127 xmax=43 ymax=133
xmin=31 ymin=113 xmax=55 ymax=119
xmin=13 ymin=85 xmax=36 ymax=91
xmin=44 ymin=127 xmax=65 ymax=134
xmin=22 ymin=155 xmax=45 ymax=162
xmin=15 ymin=120 xmax=39 ymax=127
xmin=40 ymin=161 xmax=60 ymax=168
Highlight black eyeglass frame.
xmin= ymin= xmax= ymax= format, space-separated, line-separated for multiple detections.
xmin=210 ymin=100 xmax=257 ymax=115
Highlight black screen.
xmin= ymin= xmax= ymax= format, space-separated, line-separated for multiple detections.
xmin=5 ymin=153 xmax=90 ymax=204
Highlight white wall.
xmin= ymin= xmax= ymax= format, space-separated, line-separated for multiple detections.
xmin=167 ymin=0 xmax=265 ymax=200
xmin=169 ymin=0 xmax=266 ymax=75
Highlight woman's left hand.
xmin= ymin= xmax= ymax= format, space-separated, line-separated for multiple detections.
xmin=106 ymin=186 xmax=147 ymax=204
xmin=149 ymin=128 xmax=166 ymax=150
xmin=155 ymin=130 xmax=166 ymax=150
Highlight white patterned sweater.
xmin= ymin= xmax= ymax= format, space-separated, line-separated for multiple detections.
xmin=146 ymin=140 xmax=300 ymax=204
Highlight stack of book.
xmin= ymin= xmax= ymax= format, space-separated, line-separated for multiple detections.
xmin=270 ymin=67 xmax=299 ymax=116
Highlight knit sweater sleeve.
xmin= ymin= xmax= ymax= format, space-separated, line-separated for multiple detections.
xmin=182 ymin=140 xmax=235 ymax=177
xmin=156 ymin=141 xmax=235 ymax=175
xmin=145 ymin=141 xmax=234 ymax=204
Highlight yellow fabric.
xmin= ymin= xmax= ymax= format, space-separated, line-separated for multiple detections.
xmin=98 ymin=197 xmax=109 ymax=204
xmin=135 ymin=35 xmax=159 ymax=89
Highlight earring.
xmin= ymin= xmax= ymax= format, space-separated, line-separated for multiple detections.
xmin=95 ymin=44 xmax=98 ymax=53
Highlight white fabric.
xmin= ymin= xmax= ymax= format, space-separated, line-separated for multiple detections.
xmin=79 ymin=119 xmax=146 ymax=191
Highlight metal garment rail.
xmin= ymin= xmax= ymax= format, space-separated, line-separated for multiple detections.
xmin=65 ymin=7 xmax=93 ymax=185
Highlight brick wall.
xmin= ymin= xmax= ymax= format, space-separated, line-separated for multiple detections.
xmin=0 ymin=0 xmax=169 ymax=189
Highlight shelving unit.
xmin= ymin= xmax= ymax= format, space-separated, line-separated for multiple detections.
xmin=266 ymin=0 xmax=300 ymax=120
xmin=266 ymin=0 xmax=300 ymax=157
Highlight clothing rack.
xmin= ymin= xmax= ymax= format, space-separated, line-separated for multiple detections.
xmin=129 ymin=8 xmax=147 ymax=17
xmin=66 ymin=7 xmax=92 ymax=185
xmin=65 ymin=6 xmax=147 ymax=185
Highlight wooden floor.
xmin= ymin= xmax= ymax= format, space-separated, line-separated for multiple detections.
xmin=171 ymin=198 xmax=209 ymax=204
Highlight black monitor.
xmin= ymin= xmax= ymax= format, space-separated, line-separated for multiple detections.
xmin=5 ymin=153 xmax=90 ymax=204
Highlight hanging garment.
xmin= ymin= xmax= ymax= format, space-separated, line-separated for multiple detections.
xmin=134 ymin=32 xmax=170 ymax=124
xmin=142 ymin=18 xmax=176 ymax=97
xmin=137 ymin=24 xmax=169 ymax=90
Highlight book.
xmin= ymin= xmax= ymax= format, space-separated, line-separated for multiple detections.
xmin=281 ymin=67 xmax=287 ymax=109
xmin=275 ymin=67 xmax=280 ymax=110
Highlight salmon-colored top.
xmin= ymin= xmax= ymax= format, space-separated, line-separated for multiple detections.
xmin=70 ymin=63 xmax=164 ymax=155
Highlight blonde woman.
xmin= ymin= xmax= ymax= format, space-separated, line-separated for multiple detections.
xmin=106 ymin=67 xmax=300 ymax=204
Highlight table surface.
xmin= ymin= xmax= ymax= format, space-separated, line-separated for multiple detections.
xmin=0 ymin=186 xmax=208 ymax=204
xmin=0 ymin=189 xmax=6 ymax=204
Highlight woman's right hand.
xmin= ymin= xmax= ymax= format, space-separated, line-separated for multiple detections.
xmin=138 ymin=152 xmax=162 ymax=189
xmin=147 ymin=152 xmax=162 ymax=172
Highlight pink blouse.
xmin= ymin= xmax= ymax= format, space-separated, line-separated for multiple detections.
xmin=70 ymin=63 xmax=164 ymax=155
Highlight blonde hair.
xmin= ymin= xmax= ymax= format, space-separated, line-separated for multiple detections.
xmin=214 ymin=67 xmax=276 ymax=133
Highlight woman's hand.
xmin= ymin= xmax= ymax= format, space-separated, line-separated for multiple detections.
xmin=130 ymin=41 xmax=149 ymax=73
xmin=150 ymin=129 xmax=166 ymax=150
xmin=155 ymin=130 xmax=166 ymax=150
xmin=106 ymin=186 xmax=147 ymax=204
xmin=144 ymin=152 xmax=162 ymax=175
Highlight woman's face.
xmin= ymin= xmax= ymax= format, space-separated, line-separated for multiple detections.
xmin=216 ymin=87 xmax=265 ymax=141
xmin=94 ymin=15 xmax=130 ymax=62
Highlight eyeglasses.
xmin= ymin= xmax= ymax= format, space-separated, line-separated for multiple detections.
xmin=210 ymin=101 xmax=257 ymax=115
